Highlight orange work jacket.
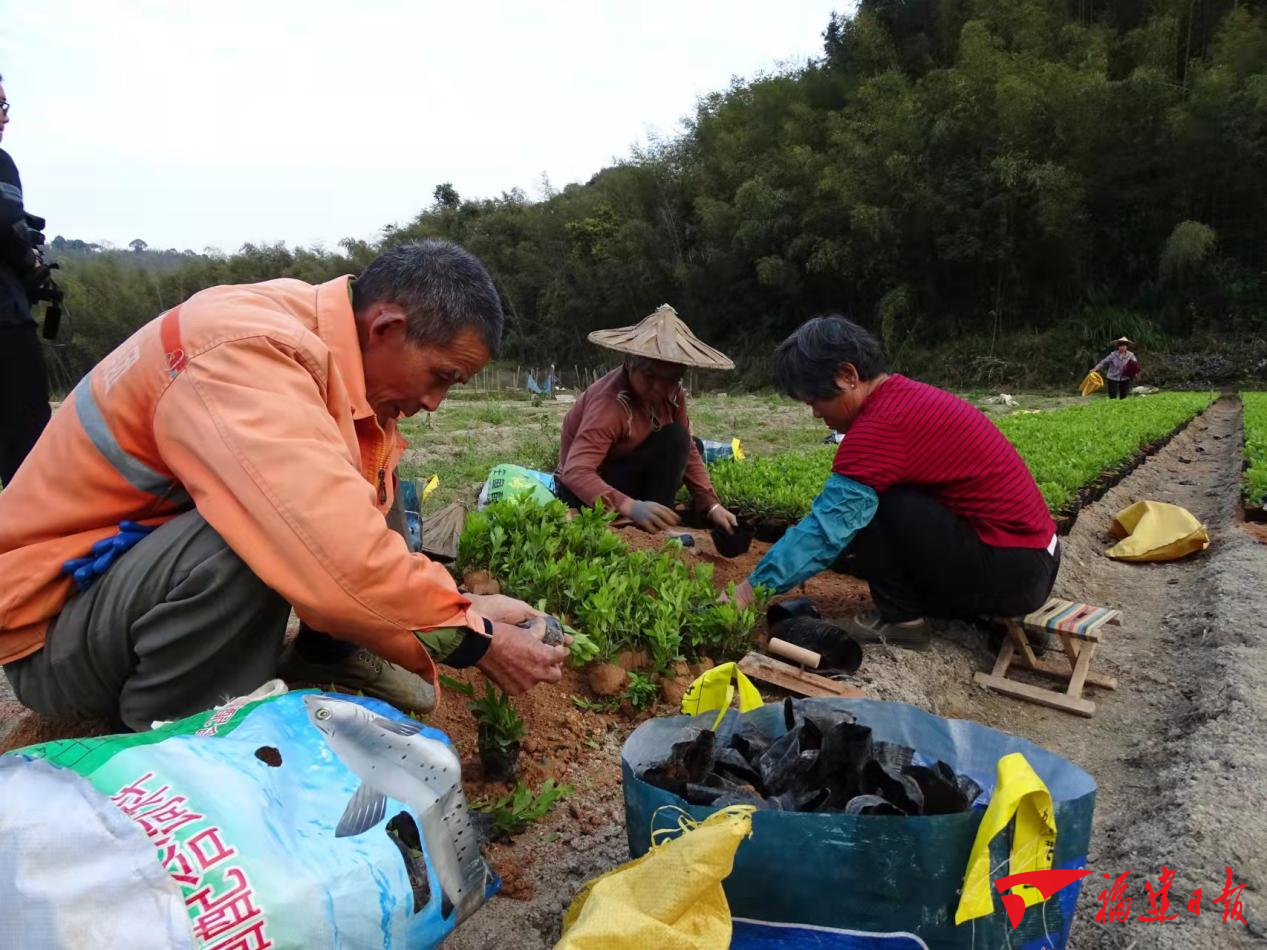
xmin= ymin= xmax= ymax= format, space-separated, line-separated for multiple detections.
xmin=0 ymin=275 xmax=485 ymax=684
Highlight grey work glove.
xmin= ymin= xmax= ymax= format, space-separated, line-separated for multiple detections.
xmin=624 ymin=500 xmax=681 ymax=532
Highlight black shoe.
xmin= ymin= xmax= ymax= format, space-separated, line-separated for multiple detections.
xmin=837 ymin=611 xmax=932 ymax=652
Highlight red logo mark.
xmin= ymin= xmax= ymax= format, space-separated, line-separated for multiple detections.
xmin=994 ymin=868 xmax=1094 ymax=928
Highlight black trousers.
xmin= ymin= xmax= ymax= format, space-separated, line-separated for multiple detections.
xmin=0 ymin=323 xmax=51 ymax=486
xmin=560 ymin=423 xmax=691 ymax=509
xmin=1106 ymin=378 xmax=1129 ymax=399
xmin=849 ymin=487 xmax=1059 ymax=622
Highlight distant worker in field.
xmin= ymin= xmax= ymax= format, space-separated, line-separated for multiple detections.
xmin=556 ymin=304 xmax=739 ymax=535
xmin=0 ymin=73 xmax=53 ymax=487
xmin=1093 ymin=336 xmax=1140 ymax=399
xmin=0 ymin=240 xmax=567 ymax=732
xmin=728 ymin=316 xmax=1059 ymax=650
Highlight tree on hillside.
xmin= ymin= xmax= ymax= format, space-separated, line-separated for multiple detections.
xmin=48 ymin=1 xmax=1267 ymax=386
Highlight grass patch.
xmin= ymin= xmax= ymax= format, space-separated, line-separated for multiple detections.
xmin=395 ymin=393 xmax=830 ymax=512
xmin=1243 ymin=393 xmax=1267 ymax=508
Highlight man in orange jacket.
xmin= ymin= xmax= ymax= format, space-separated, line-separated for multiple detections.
xmin=0 ymin=240 xmax=566 ymax=731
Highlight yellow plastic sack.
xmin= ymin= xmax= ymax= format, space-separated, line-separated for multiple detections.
xmin=956 ymin=753 xmax=1056 ymax=925
xmin=731 ymin=438 xmax=746 ymax=462
xmin=1078 ymin=370 xmax=1104 ymax=397
xmin=679 ymin=662 xmax=764 ymax=731
xmin=556 ymin=806 xmax=755 ymax=950
xmin=421 ymin=473 xmax=440 ymax=502
xmin=1105 ymin=500 xmax=1209 ymax=562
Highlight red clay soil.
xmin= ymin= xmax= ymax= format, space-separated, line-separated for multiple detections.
xmin=426 ymin=664 xmax=634 ymax=901
xmin=1239 ymin=520 xmax=1267 ymax=546
xmin=616 ymin=524 xmax=873 ymax=620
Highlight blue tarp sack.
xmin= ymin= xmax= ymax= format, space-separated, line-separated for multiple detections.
xmin=0 ymin=687 xmax=495 ymax=949
xmin=622 ymin=698 xmax=1096 ymax=949
xmin=694 ymin=436 xmax=745 ymax=464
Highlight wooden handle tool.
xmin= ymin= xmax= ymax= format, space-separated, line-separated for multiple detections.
xmin=767 ymin=637 xmax=821 ymax=669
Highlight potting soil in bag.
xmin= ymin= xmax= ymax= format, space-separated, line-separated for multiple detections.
xmin=0 ymin=689 xmax=495 ymax=949
xmin=477 ymin=463 xmax=558 ymax=509
xmin=622 ymin=698 xmax=1095 ymax=949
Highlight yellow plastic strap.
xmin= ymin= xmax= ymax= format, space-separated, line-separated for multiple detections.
xmin=422 ymin=474 xmax=440 ymax=501
xmin=955 ymin=752 xmax=1057 ymax=925
xmin=649 ymin=803 xmax=757 ymax=850
xmin=680 ymin=662 xmax=763 ymax=731
xmin=731 ymin=438 xmax=746 ymax=462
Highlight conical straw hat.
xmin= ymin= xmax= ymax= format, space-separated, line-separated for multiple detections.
xmin=587 ymin=304 xmax=734 ymax=371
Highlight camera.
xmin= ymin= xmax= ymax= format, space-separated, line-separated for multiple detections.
xmin=12 ymin=212 xmax=63 ymax=340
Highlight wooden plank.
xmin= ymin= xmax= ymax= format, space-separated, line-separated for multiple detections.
xmin=1005 ymin=620 xmax=1040 ymax=669
xmin=739 ymin=653 xmax=863 ymax=699
xmin=1057 ymin=630 xmax=1081 ymax=669
xmin=990 ymin=638 xmax=1016 ymax=677
xmin=1018 ymin=655 xmax=1118 ymax=691
xmin=1066 ymin=640 xmax=1097 ymax=698
xmin=974 ymin=673 xmax=1097 ymax=718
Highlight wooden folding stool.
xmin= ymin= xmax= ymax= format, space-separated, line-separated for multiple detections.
xmin=974 ymin=598 xmax=1120 ymax=718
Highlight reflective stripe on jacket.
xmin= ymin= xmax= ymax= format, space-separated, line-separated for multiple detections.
xmin=0 ymin=275 xmax=485 ymax=682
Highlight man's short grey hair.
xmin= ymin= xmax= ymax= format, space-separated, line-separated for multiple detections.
xmin=352 ymin=240 xmax=504 ymax=356
xmin=772 ymin=315 xmax=887 ymax=399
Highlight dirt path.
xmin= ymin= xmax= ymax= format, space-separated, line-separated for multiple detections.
xmin=1029 ymin=397 xmax=1267 ymax=944
xmin=860 ymin=395 xmax=1267 ymax=944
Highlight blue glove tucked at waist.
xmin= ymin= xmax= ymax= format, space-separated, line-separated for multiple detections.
xmin=62 ymin=520 xmax=155 ymax=592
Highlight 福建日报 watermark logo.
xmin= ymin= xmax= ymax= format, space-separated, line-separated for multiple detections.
xmin=993 ymin=865 xmax=1248 ymax=929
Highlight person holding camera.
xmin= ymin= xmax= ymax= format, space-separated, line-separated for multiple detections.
xmin=0 ymin=74 xmax=53 ymax=487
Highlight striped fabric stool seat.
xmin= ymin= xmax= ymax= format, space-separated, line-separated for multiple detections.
xmin=974 ymin=597 xmax=1121 ymax=717
xmin=1020 ymin=599 xmax=1121 ymax=640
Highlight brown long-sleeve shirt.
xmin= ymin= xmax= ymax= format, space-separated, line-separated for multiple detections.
xmin=557 ymin=368 xmax=720 ymax=515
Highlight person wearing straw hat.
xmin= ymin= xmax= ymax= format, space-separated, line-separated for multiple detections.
xmin=1092 ymin=337 xmax=1140 ymax=399
xmin=556 ymin=304 xmax=739 ymax=535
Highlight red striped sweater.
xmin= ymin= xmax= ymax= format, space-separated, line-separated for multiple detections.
xmin=833 ymin=375 xmax=1055 ymax=548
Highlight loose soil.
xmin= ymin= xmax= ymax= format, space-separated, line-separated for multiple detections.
xmin=2 ymin=397 xmax=1264 ymax=947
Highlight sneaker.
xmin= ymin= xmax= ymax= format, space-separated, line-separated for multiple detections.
xmin=838 ymin=611 xmax=932 ymax=651
xmin=279 ymin=645 xmax=437 ymax=714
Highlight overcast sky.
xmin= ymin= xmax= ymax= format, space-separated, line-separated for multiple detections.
xmin=2 ymin=1 xmax=845 ymax=252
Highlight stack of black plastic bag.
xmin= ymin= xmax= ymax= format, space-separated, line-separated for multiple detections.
xmin=640 ymin=698 xmax=982 ymax=816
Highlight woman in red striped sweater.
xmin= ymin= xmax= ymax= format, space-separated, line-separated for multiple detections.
xmin=731 ymin=316 xmax=1060 ymax=650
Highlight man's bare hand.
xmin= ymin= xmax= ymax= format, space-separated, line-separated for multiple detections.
xmin=475 ymin=621 xmax=567 ymax=695
xmin=467 ymin=593 xmax=543 ymax=627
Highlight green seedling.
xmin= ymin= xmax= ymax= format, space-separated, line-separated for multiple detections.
xmin=456 ymin=495 xmax=765 ymax=677
xmin=472 ymin=779 xmax=573 ymax=837
xmin=467 ymin=682 xmax=525 ymax=753
xmin=571 ymin=694 xmax=619 ymax=713
xmin=438 ymin=674 xmax=475 ymax=697
xmin=623 ymin=671 xmax=660 ymax=711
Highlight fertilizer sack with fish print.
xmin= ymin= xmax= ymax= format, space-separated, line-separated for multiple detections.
xmin=0 ymin=688 xmax=495 ymax=950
